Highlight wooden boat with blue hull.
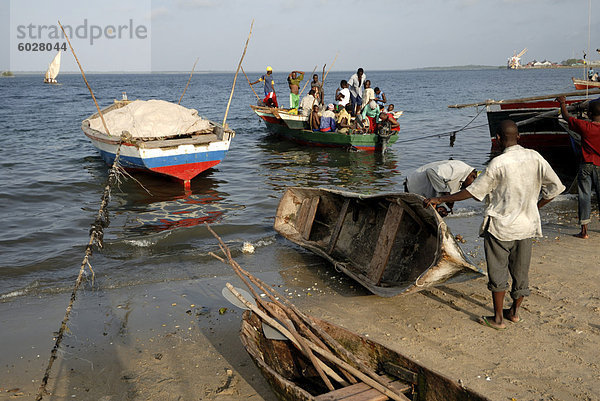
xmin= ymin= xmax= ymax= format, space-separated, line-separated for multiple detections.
xmin=241 ymin=305 xmax=491 ymax=401
xmin=82 ymin=99 xmax=234 ymax=190
xmin=274 ymin=187 xmax=484 ymax=297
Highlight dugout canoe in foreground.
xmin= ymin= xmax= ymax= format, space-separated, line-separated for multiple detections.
xmin=240 ymin=305 xmax=491 ymax=401
xmin=274 ymin=187 xmax=484 ymax=297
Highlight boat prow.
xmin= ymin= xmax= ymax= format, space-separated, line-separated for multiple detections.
xmin=274 ymin=187 xmax=484 ymax=297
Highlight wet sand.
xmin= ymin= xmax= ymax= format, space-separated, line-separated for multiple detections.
xmin=1 ymin=217 xmax=599 ymax=401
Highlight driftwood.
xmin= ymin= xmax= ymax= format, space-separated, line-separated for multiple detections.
xmin=206 ymin=224 xmax=411 ymax=401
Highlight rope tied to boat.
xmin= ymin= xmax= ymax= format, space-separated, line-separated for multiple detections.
xmin=333 ymin=261 xmax=348 ymax=273
xmin=395 ymin=106 xmax=487 ymax=146
xmin=35 ymin=137 xmax=126 ymax=401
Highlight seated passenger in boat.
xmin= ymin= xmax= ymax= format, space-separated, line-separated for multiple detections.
xmin=405 ymin=160 xmax=477 ymax=217
xmin=310 ymin=104 xmax=321 ymax=131
xmin=360 ymin=100 xmax=380 ymax=133
xmin=299 ymin=89 xmax=317 ymax=117
xmin=335 ymin=80 xmax=351 ymax=110
xmin=374 ymin=87 xmax=386 ymax=107
xmin=387 ymin=103 xmax=403 ymax=120
xmin=320 ymin=104 xmax=337 ymax=132
xmin=336 ymin=104 xmax=353 ymax=134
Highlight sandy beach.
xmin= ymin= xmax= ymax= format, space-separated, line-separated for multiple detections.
xmin=1 ymin=214 xmax=599 ymax=401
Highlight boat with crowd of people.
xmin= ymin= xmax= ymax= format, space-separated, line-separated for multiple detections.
xmin=250 ymin=105 xmax=399 ymax=152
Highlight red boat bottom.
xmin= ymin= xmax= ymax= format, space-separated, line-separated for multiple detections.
xmin=150 ymin=160 xmax=222 ymax=182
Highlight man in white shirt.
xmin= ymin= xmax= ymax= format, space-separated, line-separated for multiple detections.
xmin=299 ymin=89 xmax=317 ymax=117
xmin=424 ymin=120 xmax=565 ymax=330
xmin=335 ymin=80 xmax=351 ymax=108
xmin=347 ymin=68 xmax=365 ymax=115
xmin=405 ymin=160 xmax=477 ymax=216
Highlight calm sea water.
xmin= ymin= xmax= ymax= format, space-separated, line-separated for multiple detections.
xmin=0 ymin=68 xmax=584 ymax=299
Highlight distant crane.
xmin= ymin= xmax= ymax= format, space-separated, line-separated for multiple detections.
xmin=507 ymin=48 xmax=528 ymax=69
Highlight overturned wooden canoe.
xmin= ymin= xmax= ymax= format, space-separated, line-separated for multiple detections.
xmin=240 ymin=308 xmax=490 ymax=401
xmin=274 ymin=187 xmax=484 ymax=297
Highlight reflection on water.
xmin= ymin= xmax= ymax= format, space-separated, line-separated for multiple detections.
xmin=257 ymin=137 xmax=401 ymax=193
xmin=107 ymin=170 xmax=245 ymax=236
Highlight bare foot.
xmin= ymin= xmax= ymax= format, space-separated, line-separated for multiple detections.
xmin=573 ymin=232 xmax=589 ymax=239
xmin=479 ymin=316 xmax=506 ymax=330
xmin=503 ymin=309 xmax=521 ymax=323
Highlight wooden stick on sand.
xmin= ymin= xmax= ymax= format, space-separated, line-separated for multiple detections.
xmin=205 ymin=224 xmax=409 ymax=401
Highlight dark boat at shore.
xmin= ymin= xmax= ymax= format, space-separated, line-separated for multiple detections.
xmin=240 ymin=305 xmax=491 ymax=401
xmin=274 ymin=187 xmax=484 ymax=297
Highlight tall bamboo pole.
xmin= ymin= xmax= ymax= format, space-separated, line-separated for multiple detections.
xmin=178 ymin=57 xmax=199 ymax=105
xmin=58 ymin=21 xmax=110 ymax=136
xmin=298 ymin=65 xmax=317 ymax=99
xmin=223 ymin=20 xmax=254 ymax=127
xmin=241 ymin=65 xmax=261 ymax=101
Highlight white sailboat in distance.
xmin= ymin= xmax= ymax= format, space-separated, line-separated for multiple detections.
xmin=44 ymin=51 xmax=61 ymax=84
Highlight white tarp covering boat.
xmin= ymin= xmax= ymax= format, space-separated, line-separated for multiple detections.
xmin=88 ymin=99 xmax=212 ymax=138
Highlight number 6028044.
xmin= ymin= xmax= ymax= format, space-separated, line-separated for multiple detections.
xmin=17 ymin=42 xmax=68 ymax=52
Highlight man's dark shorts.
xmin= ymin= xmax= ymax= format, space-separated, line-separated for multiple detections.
xmin=484 ymin=231 xmax=532 ymax=300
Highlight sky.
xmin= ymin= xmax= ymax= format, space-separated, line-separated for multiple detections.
xmin=2 ymin=0 xmax=600 ymax=72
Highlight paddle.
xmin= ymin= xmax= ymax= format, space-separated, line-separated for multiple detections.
xmin=221 ymin=286 xmax=288 ymax=341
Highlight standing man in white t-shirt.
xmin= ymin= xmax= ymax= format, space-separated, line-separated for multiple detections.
xmin=424 ymin=120 xmax=565 ymax=330
xmin=347 ymin=68 xmax=365 ymax=115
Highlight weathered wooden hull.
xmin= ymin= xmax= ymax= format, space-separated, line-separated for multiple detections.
xmin=240 ymin=309 xmax=491 ymax=401
xmin=274 ymin=188 xmax=484 ymax=297
xmin=485 ymin=101 xmax=578 ymax=152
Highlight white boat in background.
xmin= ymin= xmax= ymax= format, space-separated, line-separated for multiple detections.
xmin=44 ymin=51 xmax=61 ymax=84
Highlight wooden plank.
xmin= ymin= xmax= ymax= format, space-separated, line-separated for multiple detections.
xmin=368 ymin=203 xmax=405 ymax=285
xmin=296 ymin=198 xmax=311 ymax=234
xmin=382 ymin=362 xmax=418 ymax=384
xmin=385 ymin=198 xmax=425 ymax=234
xmin=447 ymin=88 xmax=600 ymax=109
xmin=327 ymin=199 xmax=350 ymax=254
xmin=315 ymin=377 xmax=411 ymax=401
xmin=139 ymin=133 xmax=217 ymax=148
xmin=302 ymin=197 xmax=320 ymax=240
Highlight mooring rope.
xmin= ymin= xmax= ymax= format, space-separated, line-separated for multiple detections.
xmin=34 ymin=138 xmax=126 ymax=401
xmin=395 ymin=106 xmax=487 ymax=145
